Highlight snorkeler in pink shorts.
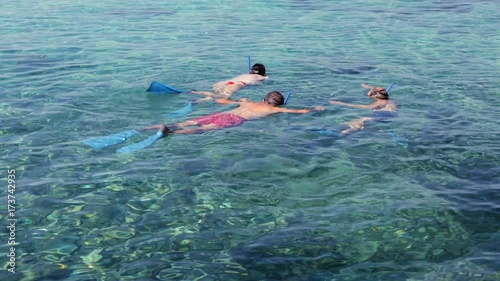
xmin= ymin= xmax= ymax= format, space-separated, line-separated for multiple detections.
xmin=140 ymin=91 xmax=324 ymax=135
xmin=191 ymin=112 xmax=247 ymax=128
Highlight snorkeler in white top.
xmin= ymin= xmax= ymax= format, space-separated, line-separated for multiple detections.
xmin=329 ymin=83 xmax=398 ymax=135
xmin=191 ymin=63 xmax=268 ymax=100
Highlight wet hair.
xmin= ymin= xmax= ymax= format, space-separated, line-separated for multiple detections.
xmin=263 ymin=91 xmax=284 ymax=106
xmin=370 ymin=87 xmax=389 ymax=100
xmin=250 ymin=63 xmax=266 ymax=76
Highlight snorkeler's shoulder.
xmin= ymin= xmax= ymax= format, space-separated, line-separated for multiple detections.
xmin=387 ymin=100 xmax=398 ymax=108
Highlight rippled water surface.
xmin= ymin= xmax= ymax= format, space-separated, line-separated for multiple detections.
xmin=1 ymin=0 xmax=499 ymax=280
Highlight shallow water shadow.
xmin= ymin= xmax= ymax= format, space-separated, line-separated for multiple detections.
xmin=329 ymin=66 xmax=378 ymax=75
xmin=229 ymin=227 xmax=350 ymax=279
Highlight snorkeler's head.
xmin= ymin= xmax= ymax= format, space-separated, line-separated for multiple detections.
xmin=263 ymin=91 xmax=284 ymax=106
xmin=250 ymin=63 xmax=266 ymax=76
xmin=368 ymin=87 xmax=389 ymax=100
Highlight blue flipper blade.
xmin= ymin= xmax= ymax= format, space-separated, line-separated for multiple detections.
xmin=167 ymin=102 xmax=194 ymax=118
xmin=146 ymin=81 xmax=185 ymax=94
xmin=285 ymin=127 xmax=342 ymax=137
xmin=117 ymin=131 xmax=164 ymax=154
xmin=387 ymin=129 xmax=408 ymax=147
xmin=82 ymin=130 xmax=139 ymax=149
xmin=308 ymin=128 xmax=343 ymax=137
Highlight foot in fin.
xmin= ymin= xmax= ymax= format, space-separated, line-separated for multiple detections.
xmin=117 ymin=130 xmax=166 ymax=154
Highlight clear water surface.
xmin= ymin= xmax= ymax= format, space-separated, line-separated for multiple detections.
xmin=1 ymin=0 xmax=499 ymax=280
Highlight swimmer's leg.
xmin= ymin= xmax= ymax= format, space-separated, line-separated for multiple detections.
xmin=340 ymin=117 xmax=373 ymax=135
xmin=139 ymin=124 xmax=171 ymax=135
xmin=141 ymin=122 xmax=229 ymax=135
xmin=140 ymin=120 xmax=202 ymax=134
xmin=194 ymin=96 xmax=215 ymax=103
xmin=190 ymin=90 xmax=228 ymax=103
xmin=192 ymin=82 xmax=232 ymax=98
xmin=174 ymin=120 xmax=199 ymax=127
xmin=173 ymin=124 xmax=219 ymax=134
xmin=214 ymin=82 xmax=245 ymax=98
xmin=191 ymin=81 xmax=243 ymax=101
xmin=190 ymin=90 xmax=218 ymax=98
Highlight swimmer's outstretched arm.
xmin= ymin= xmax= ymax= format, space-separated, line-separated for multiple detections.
xmin=277 ymin=106 xmax=324 ymax=114
xmin=361 ymin=83 xmax=384 ymax=98
xmin=361 ymin=83 xmax=374 ymax=90
xmin=329 ymin=100 xmax=378 ymax=109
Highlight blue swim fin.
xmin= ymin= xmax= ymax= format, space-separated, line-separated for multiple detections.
xmin=82 ymin=130 xmax=139 ymax=149
xmin=146 ymin=81 xmax=186 ymax=94
xmin=166 ymin=102 xmax=194 ymax=118
xmin=117 ymin=131 xmax=164 ymax=154
xmin=387 ymin=129 xmax=408 ymax=147
xmin=285 ymin=127 xmax=342 ymax=137
xmin=307 ymin=128 xmax=343 ymax=137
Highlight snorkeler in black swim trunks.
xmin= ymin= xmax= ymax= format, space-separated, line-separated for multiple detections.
xmin=329 ymin=83 xmax=398 ymax=135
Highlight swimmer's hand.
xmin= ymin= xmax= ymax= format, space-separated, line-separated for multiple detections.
xmin=361 ymin=83 xmax=374 ymax=90
xmin=238 ymin=98 xmax=250 ymax=102
xmin=314 ymin=106 xmax=325 ymax=111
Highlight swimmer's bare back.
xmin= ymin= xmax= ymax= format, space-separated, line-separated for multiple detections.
xmin=219 ymin=100 xmax=312 ymax=120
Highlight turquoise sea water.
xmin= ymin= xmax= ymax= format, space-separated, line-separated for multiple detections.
xmin=1 ymin=0 xmax=499 ymax=280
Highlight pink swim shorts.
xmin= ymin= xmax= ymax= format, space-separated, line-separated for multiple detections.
xmin=192 ymin=112 xmax=247 ymax=128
